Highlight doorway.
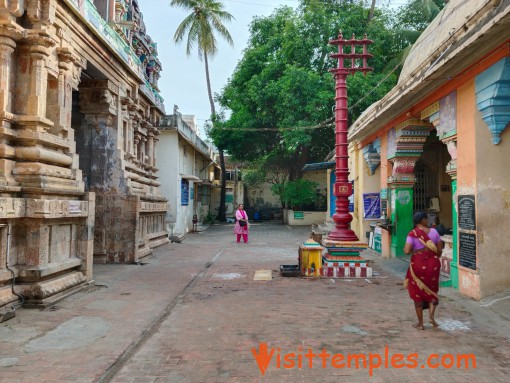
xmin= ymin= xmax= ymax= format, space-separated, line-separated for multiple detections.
xmin=413 ymin=131 xmax=453 ymax=229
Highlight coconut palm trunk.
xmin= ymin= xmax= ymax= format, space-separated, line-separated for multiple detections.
xmin=170 ymin=0 xmax=234 ymax=222
xmin=204 ymin=52 xmax=227 ymax=221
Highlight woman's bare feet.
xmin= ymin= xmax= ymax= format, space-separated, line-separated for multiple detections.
xmin=429 ymin=318 xmax=439 ymax=328
xmin=413 ymin=323 xmax=425 ymax=330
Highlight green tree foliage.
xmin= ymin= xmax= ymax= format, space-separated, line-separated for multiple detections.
xmin=210 ymin=0 xmax=445 ymax=187
xmin=386 ymin=0 xmax=446 ymax=72
xmin=276 ymin=179 xmax=318 ymax=210
xmin=210 ymin=0 xmax=399 ymax=180
xmin=242 ymin=169 xmax=266 ymax=188
xmin=394 ymin=0 xmax=445 ymax=31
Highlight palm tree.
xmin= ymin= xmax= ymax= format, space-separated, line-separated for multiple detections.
xmin=171 ymin=0 xmax=234 ymax=221
xmin=384 ymin=0 xmax=445 ymax=73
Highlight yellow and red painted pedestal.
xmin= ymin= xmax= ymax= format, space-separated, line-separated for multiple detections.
xmin=296 ymin=239 xmax=372 ymax=278
xmin=321 ymin=239 xmax=372 ymax=278
xmin=299 ymin=240 xmax=323 ymax=277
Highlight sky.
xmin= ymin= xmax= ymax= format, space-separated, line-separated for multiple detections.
xmin=137 ymin=0 xmax=300 ymax=136
xmin=137 ymin=0 xmax=405 ymax=136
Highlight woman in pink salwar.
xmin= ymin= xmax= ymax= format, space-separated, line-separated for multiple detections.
xmin=234 ymin=204 xmax=249 ymax=243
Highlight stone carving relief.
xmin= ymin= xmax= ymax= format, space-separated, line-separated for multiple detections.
xmin=27 ymin=0 xmax=57 ymax=24
xmin=1 ymin=0 xmax=26 ymax=17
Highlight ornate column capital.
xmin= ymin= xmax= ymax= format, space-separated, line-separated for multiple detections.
xmin=386 ymin=118 xmax=432 ymax=187
xmin=24 ymin=29 xmax=57 ymax=51
xmin=0 ymin=20 xmax=26 ymax=42
xmin=387 ymin=156 xmax=419 ymax=186
xmin=56 ymin=47 xmax=76 ymax=67
xmin=79 ymin=80 xmax=119 ymax=122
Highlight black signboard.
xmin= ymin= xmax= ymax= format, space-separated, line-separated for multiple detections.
xmin=459 ymin=232 xmax=476 ymax=270
xmin=458 ymin=195 xmax=476 ymax=230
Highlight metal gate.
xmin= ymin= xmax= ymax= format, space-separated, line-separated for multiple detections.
xmin=414 ymin=172 xmax=438 ymax=212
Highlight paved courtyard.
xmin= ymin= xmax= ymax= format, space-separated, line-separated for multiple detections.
xmin=1 ymin=223 xmax=509 ymax=382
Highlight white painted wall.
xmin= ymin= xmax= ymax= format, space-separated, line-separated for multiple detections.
xmin=157 ymin=129 xmax=179 ymax=233
xmin=158 ymin=120 xmax=218 ymax=236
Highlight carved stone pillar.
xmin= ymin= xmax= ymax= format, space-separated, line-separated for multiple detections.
xmin=147 ymin=130 xmax=154 ymax=167
xmin=121 ymin=97 xmax=133 ymax=155
xmin=44 ymin=47 xmax=75 ymax=138
xmin=133 ymin=132 xmax=141 ymax=160
xmin=15 ymin=32 xmax=55 ymax=119
xmin=0 ymin=22 xmax=24 ymax=189
xmin=12 ymin=31 xmax=86 ymax=193
xmin=79 ymin=80 xmax=145 ymax=263
xmin=79 ymin=80 xmax=120 ymax=191
xmin=140 ymin=136 xmax=147 ymax=163
xmin=0 ymin=31 xmax=19 ymax=117
xmin=152 ymin=130 xmax=159 ymax=167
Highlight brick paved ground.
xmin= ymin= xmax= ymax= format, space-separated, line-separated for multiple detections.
xmin=1 ymin=222 xmax=509 ymax=383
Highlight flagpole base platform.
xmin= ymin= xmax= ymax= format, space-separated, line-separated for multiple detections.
xmin=321 ymin=239 xmax=372 ymax=278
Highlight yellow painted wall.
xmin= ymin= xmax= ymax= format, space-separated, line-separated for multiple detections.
xmin=357 ymin=149 xmax=382 ymax=244
xmin=349 ymin=144 xmax=362 ymax=238
xmin=380 ymin=134 xmax=392 ymax=257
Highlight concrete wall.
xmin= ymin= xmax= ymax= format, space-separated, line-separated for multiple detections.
xmin=283 ymin=210 xmax=325 ymax=226
xmin=246 ymin=182 xmax=281 ymax=209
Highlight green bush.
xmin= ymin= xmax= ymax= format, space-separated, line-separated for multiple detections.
xmin=203 ymin=212 xmax=215 ymax=225
xmin=278 ymin=179 xmax=318 ymax=210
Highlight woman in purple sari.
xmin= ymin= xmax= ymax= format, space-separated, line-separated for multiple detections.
xmin=404 ymin=212 xmax=443 ymax=330
xmin=234 ymin=204 xmax=249 ymax=244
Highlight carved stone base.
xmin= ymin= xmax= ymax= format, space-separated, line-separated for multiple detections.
xmin=137 ymin=245 xmax=152 ymax=262
xmin=17 ymin=271 xmax=88 ymax=307
xmin=0 ymin=285 xmax=19 ymax=308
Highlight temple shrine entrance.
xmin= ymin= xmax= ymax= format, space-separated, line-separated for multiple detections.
xmin=413 ymin=131 xmax=453 ymax=230
xmin=413 ymin=131 xmax=454 ymax=284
